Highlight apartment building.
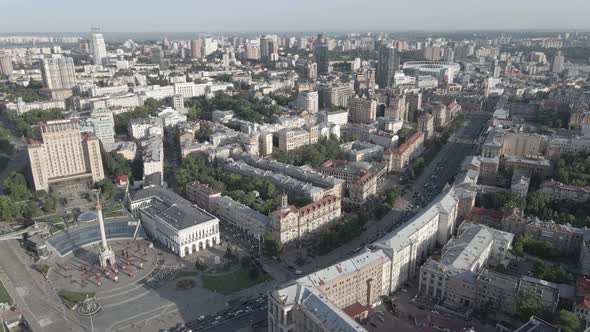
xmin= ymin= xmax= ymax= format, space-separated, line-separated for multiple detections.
xmin=319 ymin=83 xmax=354 ymax=109
xmin=27 ymin=119 xmax=104 ymax=191
xmin=185 ymin=181 xmax=221 ymax=211
xmin=319 ymin=159 xmax=385 ymax=205
xmin=502 ymin=209 xmax=586 ymax=255
xmin=418 ymin=112 xmax=434 ymax=140
xmin=540 ymin=181 xmax=590 ymax=202
xmin=348 ymin=96 xmax=377 ymax=124
xmin=278 ymin=125 xmax=319 ymax=151
xmin=79 ymin=109 xmax=116 ymax=149
xmin=269 ymin=188 xmax=459 ymax=332
xmin=318 ymin=110 xmax=348 ymax=126
xmin=419 ymin=222 xmax=513 ymax=308
xmin=269 ymin=194 xmax=341 ymax=246
xmin=383 ymin=131 xmax=425 ymax=172
xmin=295 ymin=91 xmax=319 ymax=114
xmin=211 ymin=196 xmax=270 ymax=239
xmin=41 ymin=57 xmax=76 ymax=91
xmin=141 ymin=135 xmax=164 ymax=183
xmin=129 ymin=117 xmax=163 ymax=140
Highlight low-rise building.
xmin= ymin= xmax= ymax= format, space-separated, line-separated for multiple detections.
xmin=211 ymin=196 xmax=270 ymax=239
xmin=318 ymin=110 xmax=348 ymax=125
xmin=129 ymin=116 xmax=163 ymax=140
xmin=126 ymin=186 xmax=220 ymax=257
xmin=185 ymin=181 xmax=221 ymax=211
xmin=340 ymin=141 xmax=384 ymax=162
xmin=511 ymin=169 xmax=531 ymax=198
xmin=540 ymin=181 xmax=590 ymax=202
xmin=502 ymin=209 xmax=586 ymax=255
xmin=278 ymin=125 xmax=319 ymax=151
xmin=157 ymin=106 xmax=187 ymax=127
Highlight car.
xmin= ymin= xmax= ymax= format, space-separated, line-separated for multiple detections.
xmin=370 ymin=322 xmax=378 ymax=327
xmin=197 ymin=315 xmax=205 ymax=321
xmin=401 ymin=288 xmax=408 ymax=293
xmin=215 ymin=316 xmax=222 ymax=320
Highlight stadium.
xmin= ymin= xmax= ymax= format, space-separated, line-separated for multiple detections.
xmin=402 ymin=61 xmax=461 ymax=83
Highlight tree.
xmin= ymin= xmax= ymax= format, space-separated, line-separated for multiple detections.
xmin=263 ymin=233 xmax=283 ymax=256
xmin=42 ymin=193 xmax=57 ymax=213
xmin=95 ymin=179 xmax=116 ymax=200
xmin=3 ymin=172 xmax=30 ymax=201
xmin=386 ymin=187 xmax=401 ymax=208
xmin=103 ymin=151 xmax=131 ymax=176
xmin=0 ymin=196 xmax=16 ymax=223
xmin=558 ymin=310 xmax=580 ymax=332
xmin=516 ymin=291 xmax=542 ymax=321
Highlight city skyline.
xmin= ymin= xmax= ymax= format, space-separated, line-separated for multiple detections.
xmin=1 ymin=0 xmax=590 ymax=33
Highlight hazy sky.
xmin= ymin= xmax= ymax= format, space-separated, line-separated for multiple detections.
xmin=1 ymin=0 xmax=589 ymax=33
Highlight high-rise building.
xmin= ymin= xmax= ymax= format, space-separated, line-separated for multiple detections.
xmin=0 ymin=53 xmax=13 ymax=76
xmin=314 ymin=34 xmax=329 ymax=75
xmin=245 ymin=45 xmax=261 ymax=61
xmin=190 ymin=39 xmax=203 ymax=59
xmin=348 ymin=96 xmax=377 ymax=124
xmin=203 ymin=37 xmax=216 ymax=56
xmin=151 ymin=46 xmax=163 ymax=64
xmin=90 ymin=29 xmax=107 ymax=66
xmin=295 ymin=91 xmax=319 ymax=113
xmin=40 ymin=57 xmax=76 ymax=90
xmin=491 ymin=59 xmax=501 ymax=78
xmin=551 ymin=51 xmax=565 ymax=74
xmin=27 ymin=119 xmax=105 ymax=191
xmin=376 ymin=42 xmax=397 ymax=88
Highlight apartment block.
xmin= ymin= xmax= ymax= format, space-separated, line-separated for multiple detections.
xmin=383 ymin=131 xmax=425 ymax=172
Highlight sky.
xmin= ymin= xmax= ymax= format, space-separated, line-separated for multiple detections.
xmin=1 ymin=0 xmax=589 ymax=33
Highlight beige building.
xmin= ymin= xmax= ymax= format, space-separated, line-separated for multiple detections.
xmin=269 ymin=188 xmax=460 ymax=332
xmin=278 ymin=126 xmax=319 ymax=151
xmin=348 ymin=96 xmax=377 ymax=124
xmin=269 ymin=194 xmax=341 ymax=246
xmin=418 ymin=113 xmax=434 ymax=140
xmin=295 ymin=91 xmax=319 ymax=114
xmin=384 ymin=131 xmax=425 ymax=172
xmin=502 ymin=132 xmax=545 ymax=157
xmin=41 ymin=57 xmax=76 ymax=91
xmin=27 ymin=119 xmax=104 ymax=191
xmin=319 ymin=159 xmax=385 ymax=205
xmin=258 ymin=132 xmax=273 ymax=156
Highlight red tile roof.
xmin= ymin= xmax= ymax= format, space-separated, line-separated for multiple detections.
xmin=388 ymin=130 xmax=424 ymax=155
xmin=342 ymin=302 xmax=371 ymax=318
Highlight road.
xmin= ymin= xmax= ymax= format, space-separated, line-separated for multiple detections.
xmin=0 ymin=241 xmax=85 ymax=332
xmin=282 ymin=111 xmax=491 ymax=274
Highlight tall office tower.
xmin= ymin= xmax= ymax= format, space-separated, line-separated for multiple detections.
xmin=41 ymin=57 xmax=76 ymax=90
xmin=376 ymin=42 xmax=397 ymax=88
xmin=0 ymin=53 xmax=13 ymax=76
xmin=313 ymin=34 xmax=329 ymax=75
xmin=551 ymin=51 xmax=565 ymax=74
xmin=90 ymin=28 xmax=107 ymax=66
xmin=190 ymin=39 xmax=203 ymax=59
xmin=348 ymin=96 xmax=377 ymax=124
xmin=491 ymin=59 xmax=501 ymax=78
xmin=260 ymin=36 xmax=272 ymax=61
xmin=27 ymin=119 xmax=105 ymax=192
xmin=151 ymin=46 xmax=163 ymax=64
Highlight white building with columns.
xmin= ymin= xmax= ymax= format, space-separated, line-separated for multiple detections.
xmin=126 ymin=185 xmax=220 ymax=257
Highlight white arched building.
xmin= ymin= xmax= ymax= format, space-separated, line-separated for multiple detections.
xmin=127 ymin=185 xmax=220 ymax=257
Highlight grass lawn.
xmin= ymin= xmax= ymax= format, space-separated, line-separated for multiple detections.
xmin=0 ymin=280 xmax=12 ymax=305
xmin=175 ymin=270 xmax=199 ymax=279
xmin=58 ymin=290 xmax=95 ymax=308
xmin=201 ymin=267 xmax=271 ymax=295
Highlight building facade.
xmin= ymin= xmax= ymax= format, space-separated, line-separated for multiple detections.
xmin=27 ymin=119 xmax=104 ymax=191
